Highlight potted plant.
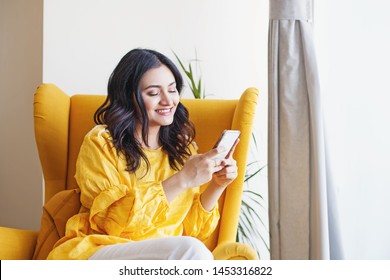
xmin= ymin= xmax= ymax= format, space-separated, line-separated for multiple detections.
xmin=173 ymin=51 xmax=269 ymax=258
xmin=173 ymin=50 xmax=205 ymax=99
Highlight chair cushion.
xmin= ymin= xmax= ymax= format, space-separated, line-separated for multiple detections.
xmin=33 ymin=188 xmax=81 ymax=259
xmin=0 ymin=227 xmax=38 ymax=259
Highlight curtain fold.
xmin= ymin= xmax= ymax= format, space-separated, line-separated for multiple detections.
xmin=267 ymin=0 xmax=344 ymax=259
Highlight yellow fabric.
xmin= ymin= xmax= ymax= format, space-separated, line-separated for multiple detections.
xmin=0 ymin=84 xmax=259 ymax=260
xmin=47 ymin=125 xmax=219 ymax=260
xmin=0 ymin=227 xmax=38 ymax=260
xmin=34 ymin=84 xmax=71 ymax=202
xmin=32 ymin=188 xmax=81 ymax=260
xmin=218 ymin=88 xmax=259 ymax=244
xmin=212 ymin=242 xmax=259 ymax=260
xmin=66 ymin=95 xmax=106 ymax=190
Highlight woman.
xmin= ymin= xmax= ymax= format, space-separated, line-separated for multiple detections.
xmin=47 ymin=49 xmax=239 ymax=260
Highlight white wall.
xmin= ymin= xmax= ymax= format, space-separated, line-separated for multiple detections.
xmin=44 ymin=0 xmax=268 ymax=100
xmin=315 ymin=0 xmax=390 ymax=259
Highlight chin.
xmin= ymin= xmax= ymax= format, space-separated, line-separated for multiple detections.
xmin=150 ymin=119 xmax=174 ymax=127
xmin=160 ymin=120 xmax=174 ymax=126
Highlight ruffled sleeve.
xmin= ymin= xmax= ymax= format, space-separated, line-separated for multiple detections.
xmin=75 ymin=126 xmax=169 ymax=237
xmin=182 ymin=192 xmax=220 ymax=242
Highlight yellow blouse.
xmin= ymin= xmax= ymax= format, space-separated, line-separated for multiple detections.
xmin=47 ymin=125 xmax=219 ymax=260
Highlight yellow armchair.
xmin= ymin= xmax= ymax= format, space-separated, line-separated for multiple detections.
xmin=0 ymin=83 xmax=259 ymax=260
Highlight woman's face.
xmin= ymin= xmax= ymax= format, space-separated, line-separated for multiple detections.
xmin=139 ymin=65 xmax=180 ymax=129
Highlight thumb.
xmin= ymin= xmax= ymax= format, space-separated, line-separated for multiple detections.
xmin=204 ymin=146 xmax=226 ymax=159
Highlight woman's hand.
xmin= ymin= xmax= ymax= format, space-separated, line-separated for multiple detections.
xmin=162 ymin=138 xmax=239 ymax=203
xmin=211 ymin=139 xmax=239 ymax=188
xmin=179 ymin=146 xmax=227 ymax=189
xmin=162 ymin=146 xmax=227 ymax=202
xmin=200 ymin=138 xmax=240 ymax=210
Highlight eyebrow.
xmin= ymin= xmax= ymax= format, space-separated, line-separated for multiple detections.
xmin=144 ymin=81 xmax=176 ymax=90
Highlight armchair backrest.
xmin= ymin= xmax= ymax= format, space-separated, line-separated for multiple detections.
xmin=33 ymin=83 xmax=258 ymax=250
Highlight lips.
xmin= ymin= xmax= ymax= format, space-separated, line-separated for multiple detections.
xmin=155 ymin=108 xmax=173 ymax=115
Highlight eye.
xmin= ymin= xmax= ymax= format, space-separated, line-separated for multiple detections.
xmin=147 ymin=90 xmax=159 ymax=96
xmin=168 ymin=88 xmax=177 ymax=94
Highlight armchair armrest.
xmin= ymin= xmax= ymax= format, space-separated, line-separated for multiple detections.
xmin=0 ymin=227 xmax=38 ymax=259
xmin=212 ymin=241 xmax=259 ymax=260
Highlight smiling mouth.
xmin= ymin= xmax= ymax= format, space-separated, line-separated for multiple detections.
xmin=155 ymin=108 xmax=173 ymax=114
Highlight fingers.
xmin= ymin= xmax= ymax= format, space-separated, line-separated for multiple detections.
xmin=198 ymin=145 xmax=237 ymax=175
xmin=213 ymin=164 xmax=238 ymax=180
xmin=211 ymin=158 xmax=224 ymax=173
xmin=210 ymin=157 xmax=236 ymax=175
xmin=214 ymin=162 xmax=237 ymax=173
xmin=214 ymin=172 xmax=236 ymax=180
xmin=203 ymin=146 xmax=226 ymax=159
xmin=213 ymin=159 xmax=237 ymax=176
xmin=219 ymin=158 xmax=236 ymax=168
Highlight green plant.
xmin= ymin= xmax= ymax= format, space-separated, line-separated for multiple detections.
xmin=173 ymin=50 xmax=269 ymax=258
xmin=238 ymin=162 xmax=269 ymax=259
xmin=172 ymin=51 xmax=205 ymax=99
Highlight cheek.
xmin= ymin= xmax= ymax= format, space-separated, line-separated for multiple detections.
xmin=143 ymin=98 xmax=158 ymax=112
xmin=173 ymin=95 xmax=180 ymax=106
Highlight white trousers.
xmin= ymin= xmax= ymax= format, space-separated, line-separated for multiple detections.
xmin=89 ymin=236 xmax=214 ymax=260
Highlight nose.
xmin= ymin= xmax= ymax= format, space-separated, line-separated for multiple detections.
xmin=159 ymin=90 xmax=173 ymax=105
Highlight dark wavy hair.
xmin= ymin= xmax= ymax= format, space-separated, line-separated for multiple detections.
xmin=94 ymin=48 xmax=195 ymax=174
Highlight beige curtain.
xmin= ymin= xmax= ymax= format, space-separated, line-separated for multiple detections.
xmin=267 ymin=0 xmax=343 ymax=259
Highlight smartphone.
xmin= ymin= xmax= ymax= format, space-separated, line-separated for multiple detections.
xmin=213 ymin=130 xmax=240 ymax=159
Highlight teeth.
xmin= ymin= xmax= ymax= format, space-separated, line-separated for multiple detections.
xmin=156 ymin=109 xmax=170 ymax=113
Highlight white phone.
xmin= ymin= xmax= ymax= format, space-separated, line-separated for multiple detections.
xmin=213 ymin=130 xmax=240 ymax=159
